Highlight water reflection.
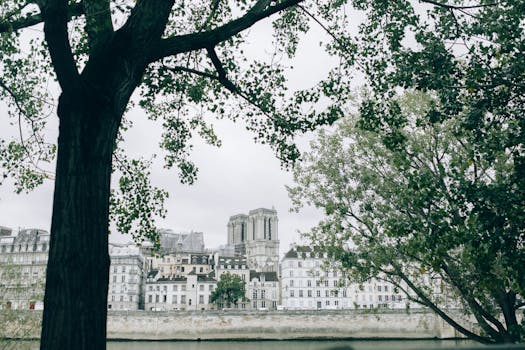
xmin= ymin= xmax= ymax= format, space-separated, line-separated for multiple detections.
xmin=1 ymin=339 xmax=474 ymax=350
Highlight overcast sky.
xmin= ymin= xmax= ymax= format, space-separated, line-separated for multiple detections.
xmin=0 ymin=14 xmax=345 ymax=257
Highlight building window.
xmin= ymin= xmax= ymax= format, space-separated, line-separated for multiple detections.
xmin=308 ymin=290 xmax=312 ymax=297
xmin=253 ymin=301 xmax=257 ymax=308
xmin=261 ymin=301 xmax=266 ymax=308
xmin=209 ymin=284 xmax=214 ymax=291
xmin=333 ymin=280 xmax=337 ymax=287
xmin=384 ymin=285 xmax=389 ymax=292
xmin=343 ymin=290 xmax=347 ymax=297
xmin=181 ymin=295 xmax=186 ymax=304
xmin=163 ymin=295 xmax=167 ymax=303
xmin=155 ymin=295 xmax=159 ymax=303
xmin=121 ymin=276 xmax=125 ymax=282
xmin=200 ymin=285 xmax=204 ymax=291
xmin=378 ymin=285 xmax=382 ymax=292
xmin=113 ymin=276 xmax=117 ymax=282
xmin=325 ymin=300 xmax=330 ymax=306
xmin=173 ymin=285 xmax=178 ymax=291
xmin=199 ymin=295 xmax=204 ymax=304
xmin=181 ymin=285 xmax=186 ymax=291
xmin=253 ymin=290 xmax=258 ymax=299
xmin=316 ymin=290 xmax=321 ymax=297
xmin=307 ymin=280 xmax=311 ymax=287
xmin=378 ymin=295 xmax=383 ymax=301
xmin=325 ymin=290 xmax=329 ymax=297
xmin=290 ymin=290 xmax=294 ymax=297
xmin=299 ymin=290 xmax=303 ymax=297
xmin=148 ymin=295 xmax=152 ymax=303
xmin=261 ymin=290 xmax=266 ymax=299
xmin=172 ymin=296 xmax=177 ymax=304
xmin=324 ymin=280 xmax=329 ymax=287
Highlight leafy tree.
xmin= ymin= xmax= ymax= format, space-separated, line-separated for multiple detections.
xmin=289 ymin=92 xmax=525 ymax=344
xmin=210 ymin=273 xmax=246 ymax=308
xmin=0 ymin=0 xmax=341 ymax=349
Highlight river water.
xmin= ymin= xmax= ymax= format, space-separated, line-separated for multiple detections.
xmin=1 ymin=339 xmax=476 ymax=350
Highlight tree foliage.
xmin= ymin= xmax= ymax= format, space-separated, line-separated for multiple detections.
xmin=0 ymin=0 xmax=341 ymax=348
xmin=210 ymin=273 xmax=246 ymax=308
xmin=289 ymin=92 xmax=525 ymax=344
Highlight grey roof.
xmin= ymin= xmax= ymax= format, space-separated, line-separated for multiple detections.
xmin=158 ymin=230 xmax=205 ymax=253
xmin=0 ymin=226 xmax=12 ymax=236
xmin=250 ymin=270 xmax=279 ymax=282
xmin=147 ymin=269 xmax=159 ymax=278
xmin=284 ymin=245 xmax=312 ymax=259
xmin=13 ymin=229 xmax=49 ymax=244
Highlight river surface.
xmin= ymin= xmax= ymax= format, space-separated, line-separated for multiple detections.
xmin=1 ymin=339 xmax=478 ymax=350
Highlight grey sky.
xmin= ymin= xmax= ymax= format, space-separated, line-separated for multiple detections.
xmin=0 ymin=16 xmax=338 ymax=257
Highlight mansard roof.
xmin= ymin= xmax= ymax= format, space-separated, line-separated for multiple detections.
xmin=284 ymin=245 xmax=313 ymax=259
xmin=250 ymin=270 xmax=278 ymax=282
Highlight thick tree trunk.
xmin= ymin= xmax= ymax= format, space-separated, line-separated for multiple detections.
xmin=40 ymin=89 xmax=120 ymax=350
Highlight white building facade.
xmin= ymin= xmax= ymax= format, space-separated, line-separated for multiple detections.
xmin=0 ymin=228 xmax=49 ymax=310
xmin=144 ymin=272 xmax=216 ymax=311
xmin=107 ymin=243 xmax=145 ymax=310
xmin=281 ymin=246 xmax=407 ymax=310
xmin=248 ymin=271 xmax=279 ymax=310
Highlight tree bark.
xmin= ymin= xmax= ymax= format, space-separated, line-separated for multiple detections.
xmin=40 ymin=87 xmax=120 ymax=350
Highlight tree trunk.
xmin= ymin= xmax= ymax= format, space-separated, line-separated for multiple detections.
xmin=40 ymin=88 xmax=120 ymax=350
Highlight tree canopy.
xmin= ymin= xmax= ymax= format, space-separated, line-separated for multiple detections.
xmin=289 ymin=92 xmax=525 ymax=344
xmin=210 ymin=273 xmax=247 ymax=308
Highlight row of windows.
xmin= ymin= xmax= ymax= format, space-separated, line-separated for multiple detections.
xmin=147 ymin=284 xmax=215 ymax=292
xmin=1 ymin=243 xmax=48 ymax=253
xmin=287 ymin=290 xmax=403 ymax=302
xmin=110 ymin=295 xmax=136 ymax=302
xmin=147 ymin=294 xmax=208 ymax=305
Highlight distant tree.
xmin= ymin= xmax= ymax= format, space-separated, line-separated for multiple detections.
xmin=289 ymin=92 xmax=525 ymax=344
xmin=0 ymin=259 xmax=44 ymax=349
xmin=210 ymin=273 xmax=246 ymax=308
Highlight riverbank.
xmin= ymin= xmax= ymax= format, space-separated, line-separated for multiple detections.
xmin=1 ymin=309 xmax=471 ymax=340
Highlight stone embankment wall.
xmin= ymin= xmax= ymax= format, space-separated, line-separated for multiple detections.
xmin=1 ymin=310 xmax=467 ymax=340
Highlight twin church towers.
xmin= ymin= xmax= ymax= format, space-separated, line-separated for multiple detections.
xmin=226 ymin=207 xmax=279 ymax=273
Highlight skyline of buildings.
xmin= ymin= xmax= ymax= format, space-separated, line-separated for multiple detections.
xmin=0 ymin=207 xmax=447 ymax=312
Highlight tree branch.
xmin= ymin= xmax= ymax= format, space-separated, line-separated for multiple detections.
xmin=82 ymin=0 xmax=114 ymax=53
xmin=420 ymin=0 xmax=498 ymax=10
xmin=0 ymin=1 xmax=83 ymax=33
xmin=150 ymin=0 xmax=304 ymax=61
xmin=395 ymin=267 xmax=494 ymax=344
xmin=40 ymin=0 xmax=80 ymax=91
